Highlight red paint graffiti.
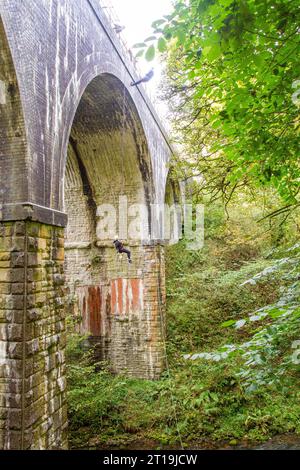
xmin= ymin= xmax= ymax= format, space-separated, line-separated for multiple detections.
xmin=110 ymin=278 xmax=143 ymax=315
xmin=79 ymin=286 xmax=102 ymax=336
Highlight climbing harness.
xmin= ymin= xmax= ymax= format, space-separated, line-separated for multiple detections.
xmin=113 ymin=239 xmax=132 ymax=264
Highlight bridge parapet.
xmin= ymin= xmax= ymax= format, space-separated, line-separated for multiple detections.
xmin=88 ymin=0 xmax=170 ymax=148
xmin=97 ymin=0 xmax=140 ymax=69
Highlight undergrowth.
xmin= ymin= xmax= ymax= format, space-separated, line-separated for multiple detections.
xmin=66 ymin=201 xmax=300 ymax=449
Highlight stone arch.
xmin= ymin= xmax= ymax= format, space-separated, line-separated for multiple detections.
xmin=64 ymin=73 xmax=154 ymax=221
xmin=63 ymin=73 xmax=164 ymax=378
xmin=163 ymin=170 xmax=182 ymax=245
xmin=0 ymin=16 xmax=28 ymax=209
xmin=164 ymin=170 xmax=181 ymax=206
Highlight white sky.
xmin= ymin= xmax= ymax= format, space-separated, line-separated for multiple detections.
xmin=107 ymin=0 xmax=174 ymax=121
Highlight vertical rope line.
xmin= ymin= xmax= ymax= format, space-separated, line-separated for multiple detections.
xmin=116 ymin=80 xmax=127 ymax=262
xmin=121 ymin=83 xmax=126 ymax=203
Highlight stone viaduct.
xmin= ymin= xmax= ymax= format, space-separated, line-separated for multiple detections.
xmin=0 ymin=0 xmax=179 ymax=449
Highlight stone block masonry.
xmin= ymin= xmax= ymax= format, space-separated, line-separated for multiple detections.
xmin=108 ymin=244 xmax=167 ymax=379
xmin=0 ymin=221 xmax=67 ymax=450
xmin=66 ymin=243 xmax=166 ymax=380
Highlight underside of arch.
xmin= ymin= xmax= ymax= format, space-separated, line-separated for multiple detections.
xmin=64 ymin=74 xmax=165 ymax=378
xmin=0 ymin=16 xmax=28 ymax=208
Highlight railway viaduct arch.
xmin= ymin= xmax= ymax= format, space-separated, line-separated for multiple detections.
xmin=0 ymin=0 xmax=177 ymax=449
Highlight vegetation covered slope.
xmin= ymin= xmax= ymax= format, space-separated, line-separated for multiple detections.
xmin=66 ymin=200 xmax=300 ymax=449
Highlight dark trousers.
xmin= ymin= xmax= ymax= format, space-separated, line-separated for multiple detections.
xmin=118 ymin=247 xmax=131 ymax=261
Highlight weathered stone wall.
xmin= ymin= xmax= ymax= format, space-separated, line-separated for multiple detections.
xmin=64 ymin=153 xmax=166 ymax=377
xmin=0 ymin=221 xmax=67 ymax=450
xmin=108 ymin=244 xmax=166 ymax=378
xmin=65 ymin=242 xmax=166 ymax=379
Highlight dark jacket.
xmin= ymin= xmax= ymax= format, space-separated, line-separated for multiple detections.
xmin=113 ymin=240 xmax=123 ymax=251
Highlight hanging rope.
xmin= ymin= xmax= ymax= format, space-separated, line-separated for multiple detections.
xmin=113 ymin=79 xmax=128 ymax=266
xmin=118 ymin=78 xmax=182 ymax=446
xmin=121 ymin=88 xmax=180 ymax=436
xmin=121 ymin=82 xmax=126 ymax=198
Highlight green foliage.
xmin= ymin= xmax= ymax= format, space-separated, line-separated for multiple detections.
xmin=137 ymin=0 xmax=300 ymax=213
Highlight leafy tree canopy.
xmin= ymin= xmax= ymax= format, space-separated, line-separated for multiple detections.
xmin=137 ymin=0 xmax=300 ymax=215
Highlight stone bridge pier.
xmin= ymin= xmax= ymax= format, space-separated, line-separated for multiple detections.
xmin=64 ymin=73 xmax=166 ymax=379
xmin=0 ymin=0 xmax=176 ymax=450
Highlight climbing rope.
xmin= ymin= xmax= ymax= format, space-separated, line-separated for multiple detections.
xmin=118 ymin=78 xmax=182 ymax=447
xmin=121 ymin=80 xmax=126 ymax=199
xmin=115 ymin=76 xmax=128 ymax=267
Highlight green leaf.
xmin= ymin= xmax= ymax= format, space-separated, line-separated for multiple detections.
xmin=176 ymin=29 xmax=186 ymax=45
xmin=132 ymin=42 xmax=147 ymax=49
xmin=221 ymin=319 xmax=236 ymax=328
xmin=151 ymin=18 xmax=166 ymax=28
xmin=145 ymin=36 xmax=157 ymax=42
xmin=135 ymin=49 xmax=145 ymax=58
xmin=202 ymin=43 xmax=222 ymax=61
xmin=145 ymin=44 xmax=155 ymax=61
xmin=158 ymin=37 xmax=167 ymax=53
